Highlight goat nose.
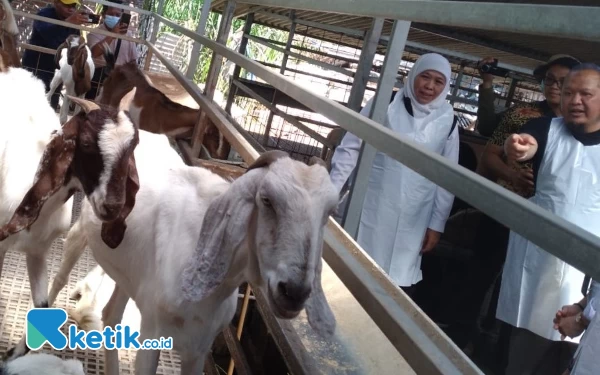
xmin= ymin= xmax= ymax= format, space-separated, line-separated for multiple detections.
xmin=102 ymin=202 xmax=122 ymax=219
xmin=278 ymin=281 xmax=312 ymax=305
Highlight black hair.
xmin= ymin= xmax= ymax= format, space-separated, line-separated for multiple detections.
xmin=102 ymin=0 xmax=124 ymax=14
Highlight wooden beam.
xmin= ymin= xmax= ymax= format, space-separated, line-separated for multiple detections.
xmin=223 ymin=325 xmax=254 ymax=375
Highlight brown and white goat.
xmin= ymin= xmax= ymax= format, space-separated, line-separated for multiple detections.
xmin=96 ymin=60 xmax=232 ymax=159
xmin=0 ymin=0 xmax=20 ymax=69
xmin=47 ymin=35 xmax=95 ymax=124
xmin=0 ymin=92 xmax=140 ymax=360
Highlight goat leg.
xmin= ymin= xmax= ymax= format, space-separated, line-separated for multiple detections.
xmin=46 ymin=72 xmax=62 ymax=103
xmin=102 ymin=285 xmax=129 ymax=375
xmin=4 ymin=252 xmax=49 ymax=361
xmin=48 ymin=218 xmax=87 ymax=306
xmin=181 ymin=351 xmax=206 ymax=375
xmin=133 ymin=317 xmax=161 ymax=375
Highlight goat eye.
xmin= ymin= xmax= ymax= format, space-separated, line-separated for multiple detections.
xmin=261 ymin=196 xmax=272 ymax=208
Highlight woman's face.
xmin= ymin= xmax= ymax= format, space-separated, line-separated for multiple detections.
xmin=413 ymin=70 xmax=447 ymax=105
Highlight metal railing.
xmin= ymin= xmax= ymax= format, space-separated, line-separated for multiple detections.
xmin=12 ymin=1 xmax=600 ymax=374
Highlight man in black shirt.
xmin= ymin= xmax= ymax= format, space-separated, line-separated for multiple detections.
xmin=499 ymin=63 xmax=600 ymax=375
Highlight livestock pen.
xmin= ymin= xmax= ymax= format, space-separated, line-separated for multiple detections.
xmin=1 ymin=0 xmax=600 ymax=374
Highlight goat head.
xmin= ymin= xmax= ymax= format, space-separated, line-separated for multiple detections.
xmin=0 ymin=97 xmax=140 ymax=249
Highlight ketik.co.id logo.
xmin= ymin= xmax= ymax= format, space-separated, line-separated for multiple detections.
xmin=26 ymin=308 xmax=173 ymax=350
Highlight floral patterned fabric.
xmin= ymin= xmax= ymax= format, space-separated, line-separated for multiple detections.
xmin=487 ymin=100 xmax=554 ymax=198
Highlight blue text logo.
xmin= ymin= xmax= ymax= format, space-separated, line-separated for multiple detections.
xmin=26 ymin=308 xmax=173 ymax=350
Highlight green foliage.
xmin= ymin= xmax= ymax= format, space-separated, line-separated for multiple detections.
xmin=142 ymin=0 xmax=289 ymax=88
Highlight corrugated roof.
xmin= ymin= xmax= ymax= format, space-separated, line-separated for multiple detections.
xmin=210 ymin=0 xmax=600 ymax=72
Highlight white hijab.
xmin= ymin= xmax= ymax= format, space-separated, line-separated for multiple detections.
xmin=404 ymin=53 xmax=452 ymax=118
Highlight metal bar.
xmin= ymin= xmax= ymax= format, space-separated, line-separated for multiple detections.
xmin=254 ymin=10 xmax=365 ymax=38
xmin=255 ymin=9 xmax=535 ymax=76
xmin=151 ymin=0 xmax=166 ymax=42
xmin=245 ymin=34 xmax=354 ymax=77
xmin=262 ymin=13 xmax=296 ymax=146
xmin=236 ymin=0 xmax=600 ymax=42
xmin=185 ymin=0 xmax=213 ymax=79
xmin=13 ymin=10 xmax=142 ymax=44
xmin=84 ymin=0 xmax=153 ymax=15
xmin=225 ymin=12 xmax=255 ymax=114
xmin=347 ymin=18 xmax=384 ymax=112
xmin=193 ymin=0 xmax=237 ymax=158
xmin=343 ymin=20 xmax=411 ymax=238
xmin=146 ymin=42 xmax=260 ymax=163
xmin=153 ymin=12 xmax=600 ymax=289
xmin=506 ymin=78 xmax=519 ymax=108
xmin=279 ymin=12 xmax=296 ymax=74
xmin=205 ymin=1 xmax=237 ymax=99
xmin=450 ymin=64 xmax=465 ymax=104
xmin=323 ymin=219 xmax=482 ymax=375
xmin=233 ymin=80 xmax=334 ymax=147
xmin=258 ymin=61 xmax=372 ymax=92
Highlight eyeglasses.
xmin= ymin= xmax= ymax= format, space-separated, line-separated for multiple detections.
xmin=543 ymin=75 xmax=565 ymax=89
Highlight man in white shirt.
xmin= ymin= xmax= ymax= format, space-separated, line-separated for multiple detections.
xmin=500 ymin=63 xmax=600 ymax=374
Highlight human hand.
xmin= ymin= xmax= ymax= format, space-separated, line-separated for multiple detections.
xmin=510 ymin=167 xmax=534 ymax=192
xmin=504 ymin=134 xmax=537 ymax=162
xmin=553 ymin=304 xmax=583 ymax=330
xmin=420 ymin=229 xmax=441 ymax=254
xmin=113 ymin=23 xmax=129 ymax=35
xmin=556 ymin=314 xmax=585 ymax=340
xmin=478 ymin=56 xmax=496 ymax=87
xmin=65 ymin=11 xmax=89 ymax=25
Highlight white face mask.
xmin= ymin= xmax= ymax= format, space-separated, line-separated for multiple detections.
xmin=104 ymin=15 xmax=120 ymax=29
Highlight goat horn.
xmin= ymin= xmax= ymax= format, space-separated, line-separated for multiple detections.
xmin=246 ymin=150 xmax=289 ymax=172
xmin=66 ymin=96 xmax=100 ymax=114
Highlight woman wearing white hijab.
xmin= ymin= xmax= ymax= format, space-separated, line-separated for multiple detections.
xmin=330 ymin=53 xmax=459 ymax=290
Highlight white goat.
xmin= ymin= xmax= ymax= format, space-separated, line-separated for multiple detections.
xmin=0 ymin=353 xmax=85 ymax=375
xmin=12 ymin=119 xmax=338 ymax=374
xmin=0 ymin=66 xmax=75 ymax=340
xmin=47 ymin=35 xmax=95 ymax=124
xmin=0 ymin=86 xmax=141 ymax=359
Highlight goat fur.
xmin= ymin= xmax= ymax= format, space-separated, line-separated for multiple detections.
xmin=47 ymin=35 xmax=95 ymax=124
xmin=45 ymin=140 xmax=338 ymax=374
xmin=0 ymin=353 xmax=85 ymax=375
xmin=0 ymin=0 xmax=20 ymax=69
xmin=0 ymin=67 xmax=75 ymax=319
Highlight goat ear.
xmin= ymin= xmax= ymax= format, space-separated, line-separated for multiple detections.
xmin=55 ymin=40 xmax=68 ymax=69
xmin=305 ymin=253 xmax=336 ymax=336
xmin=0 ymin=119 xmax=79 ymax=241
xmin=100 ymin=153 xmax=140 ymax=249
xmin=246 ymin=150 xmax=289 ymax=172
xmin=181 ymin=181 xmax=256 ymax=302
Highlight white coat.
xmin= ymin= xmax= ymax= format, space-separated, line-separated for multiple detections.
xmin=497 ymin=118 xmax=600 ymax=342
xmin=329 ymin=91 xmax=459 ymax=286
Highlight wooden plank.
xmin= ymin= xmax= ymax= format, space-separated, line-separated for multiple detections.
xmin=204 ymin=353 xmax=220 ymax=375
xmin=223 ymin=325 xmax=254 ymax=375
